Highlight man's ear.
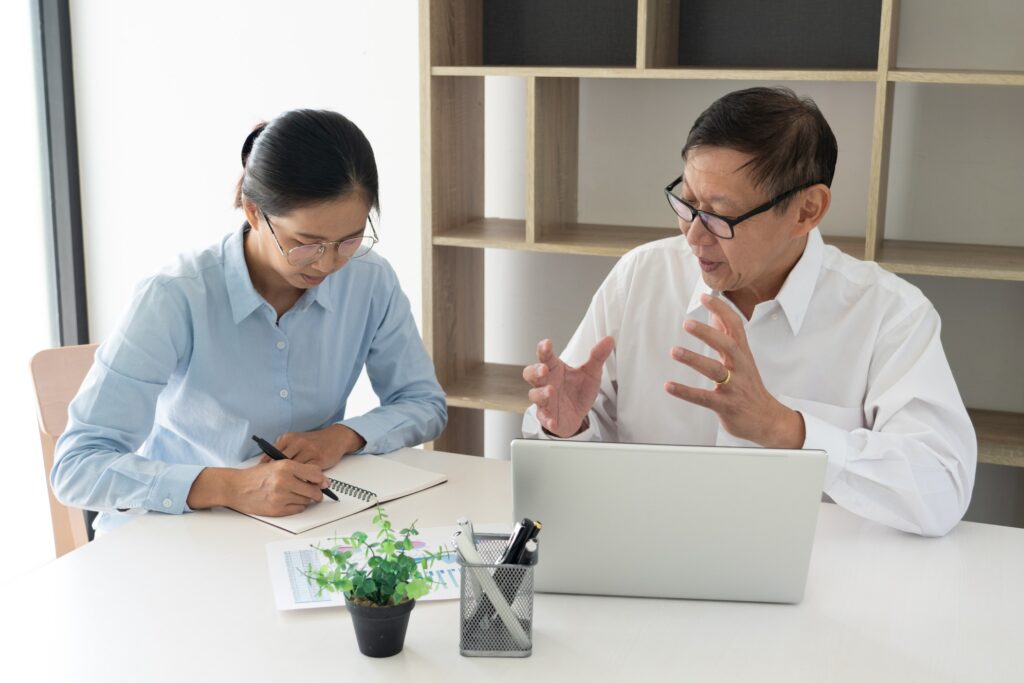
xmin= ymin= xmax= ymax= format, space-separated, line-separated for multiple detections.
xmin=791 ymin=184 xmax=831 ymax=238
xmin=242 ymin=197 xmax=261 ymax=232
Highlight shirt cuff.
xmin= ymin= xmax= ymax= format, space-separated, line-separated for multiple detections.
xmin=338 ymin=414 xmax=392 ymax=455
xmin=799 ymin=410 xmax=849 ymax=488
xmin=145 ymin=464 xmax=206 ymax=514
xmin=522 ymin=406 xmax=600 ymax=441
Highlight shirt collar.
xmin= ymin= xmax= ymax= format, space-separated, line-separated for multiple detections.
xmin=311 ymin=275 xmax=334 ymax=312
xmin=225 ymin=228 xmax=336 ymax=323
xmin=773 ymin=228 xmax=823 ymax=335
xmin=686 ymin=271 xmax=716 ymax=315
xmin=224 ymin=228 xmax=264 ymax=324
xmin=684 ymin=228 xmax=825 ymax=335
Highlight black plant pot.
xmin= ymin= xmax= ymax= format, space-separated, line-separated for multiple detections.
xmin=345 ymin=597 xmax=416 ymax=658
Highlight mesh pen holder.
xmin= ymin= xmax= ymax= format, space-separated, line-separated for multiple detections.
xmin=458 ymin=533 xmax=536 ymax=657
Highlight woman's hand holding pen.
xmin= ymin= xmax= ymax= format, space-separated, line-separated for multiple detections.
xmin=230 ymin=459 xmax=329 ymax=516
xmin=523 ymin=336 xmax=614 ymax=438
xmin=258 ymin=424 xmax=365 ymax=469
xmin=186 ymin=460 xmax=329 ymax=517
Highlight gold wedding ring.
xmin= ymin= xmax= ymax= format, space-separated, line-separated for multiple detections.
xmin=715 ymin=369 xmax=732 ymax=386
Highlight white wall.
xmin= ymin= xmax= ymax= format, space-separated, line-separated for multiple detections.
xmin=71 ymin=0 xmax=422 ymax=431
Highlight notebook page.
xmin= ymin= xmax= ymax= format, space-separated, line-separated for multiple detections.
xmin=323 ymin=450 xmax=448 ymax=504
xmin=240 ymin=449 xmax=447 ymax=534
xmin=246 ymin=493 xmax=372 ymax=534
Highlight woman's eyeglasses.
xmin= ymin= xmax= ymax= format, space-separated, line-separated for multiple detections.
xmin=262 ymin=210 xmax=378 ymax=267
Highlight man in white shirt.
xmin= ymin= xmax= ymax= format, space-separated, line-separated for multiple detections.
xmin=522 ymin=87 xmax=976 ymax=537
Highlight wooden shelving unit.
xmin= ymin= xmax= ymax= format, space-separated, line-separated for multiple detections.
xmin=420 ymin=0 xmax=1024 ymax=467
xmin=433 ymin=66 xmax=880 ymax=82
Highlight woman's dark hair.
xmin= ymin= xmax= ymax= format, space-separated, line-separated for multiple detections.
xmin=681 ymin=87 xmax=837 ymax=212
xmin=234 ymin=109 xmax=379 ymax=225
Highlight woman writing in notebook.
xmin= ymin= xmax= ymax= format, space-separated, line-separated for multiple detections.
xmin=51 ymin=110 xmax=447 ymax=534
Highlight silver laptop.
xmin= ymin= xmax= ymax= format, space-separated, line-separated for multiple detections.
xmin=511 ymin=439 xmax=827 ymax=604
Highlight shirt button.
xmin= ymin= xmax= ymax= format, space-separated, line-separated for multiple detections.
xmin=162 ymin=498 xmax=173 ymax=509
xmin=771 ymin=314 xmax=779 ymax=321
xmin=276 ymin=341 xmax=286 ymax=349
xmin=280 ymin=389 xmax=289 ymax=399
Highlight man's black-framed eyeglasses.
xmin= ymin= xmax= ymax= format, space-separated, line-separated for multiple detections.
xmin=262 ymin=210 xmax=379 ymax=267
xmin=664 ymin=176 xmax=822 ymax=240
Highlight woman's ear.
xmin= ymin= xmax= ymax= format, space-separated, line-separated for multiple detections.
xmin=791 ymin=184 xmax=831 ymax=237
xmin=241 ymin=197 xmax=261 ymax=232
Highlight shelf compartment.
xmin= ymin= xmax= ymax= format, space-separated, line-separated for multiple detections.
xmin=433 ymin=66 xmax=879 ymax=81
xmin=663 ymin=0 xmax=881 ymax=71
xmin=434 ymin=219 xmax=675 ymax=256
xmin=445 ymin=363 xmax=530 ymax=412
xmin=876 ymin=240 xmax=1024 ymax=281
xmin=433 ymin=218 xmax=527 ymax=250
xmin=971 ymin=409 xmax=1024 ymax=468
xmin=483 ymin=0 xmax=637 ymax=68
xmin=888 ymin=70 xmax=1024 ymax=87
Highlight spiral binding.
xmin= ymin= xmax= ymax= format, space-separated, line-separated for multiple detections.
xmin=328 ymin=477 xmax=377 ymax=502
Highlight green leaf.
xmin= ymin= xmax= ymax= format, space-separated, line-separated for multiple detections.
xmin=406 ymin=577 xmax=431 ymax=600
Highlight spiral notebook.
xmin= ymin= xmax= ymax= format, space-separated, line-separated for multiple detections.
xmin=242 ymin=449 xmax=448 ymax=534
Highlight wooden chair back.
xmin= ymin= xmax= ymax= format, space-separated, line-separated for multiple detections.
xmin=29 ymin=344 xmax=98 ymax=557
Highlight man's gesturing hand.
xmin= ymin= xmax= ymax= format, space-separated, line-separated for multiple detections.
xmin=523 ymin=336 xmax=614 ymax=438
xmin=665 ymin=293 xmax=804 ymax=448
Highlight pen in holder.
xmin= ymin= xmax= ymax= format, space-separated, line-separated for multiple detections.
xmin=457 ymin=533 xmax=537 ymax=657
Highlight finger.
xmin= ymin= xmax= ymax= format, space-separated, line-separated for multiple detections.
xmin=522 ymin=362 xmax=550 ymax=387
xmin=286 ymin=476 xmax=324 ymax=503
xmin=536 ymin=339 xmax=554 ymax=365
xmin=275 ymin=435 xmax=303 ymax=459
xmin=280 ymin=491 xmax=317 ymax=508
xmin=289 ymin=461 xmax=327 ymax=484
xmin=537 ymin=408 xmax=557 ymax=432
xmin=528 ymin=385 xmax=552 ymax=408
xmin=664 ymin=381 xmax=720 ymax=409
xmin=670 ymin=346 xmax=729 ymax=384
xmin=701 ymin=294 xmax=747 ymax=342
xmin=291 ymin=450 xmax=318 ymax=465
xmin=684 ymin=319 xmax=737 ymax=359
xmin=582 ymin=336 xmax=615 ymax=375
xmin=259 ymin=455 xmax=270 ymax=464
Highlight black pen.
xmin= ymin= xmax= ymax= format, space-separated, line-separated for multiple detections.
xmin=498 ymin=518 xmax=540 ymax=565
xmin=251 ymin=434 xmax=339 ymax=501
xmin=519 ymin=538 xmax=538 ymax=566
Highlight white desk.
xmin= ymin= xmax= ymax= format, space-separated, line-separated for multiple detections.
xmin=2 ymin=449 xmax=1022 ymax=682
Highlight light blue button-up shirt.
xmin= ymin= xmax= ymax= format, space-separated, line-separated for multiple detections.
xmin=52 ymin=228 xmax=447 ymax=533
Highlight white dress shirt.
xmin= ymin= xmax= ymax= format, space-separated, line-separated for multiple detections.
xmin=523 ymin=229 xmax=976 ymax=536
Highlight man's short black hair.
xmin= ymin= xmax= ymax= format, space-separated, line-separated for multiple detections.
xmin=682 ymin=87 xmax=838 ymax=211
